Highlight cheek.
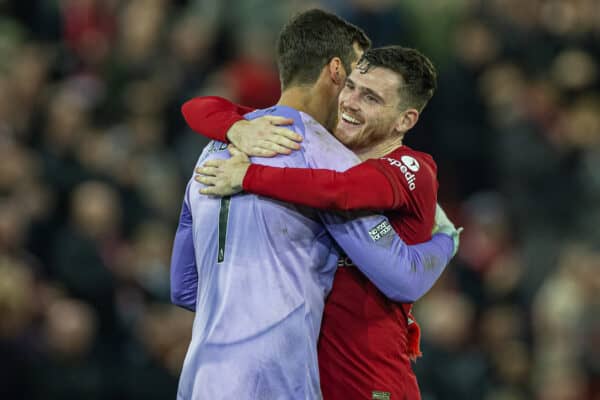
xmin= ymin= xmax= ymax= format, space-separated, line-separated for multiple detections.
xmin=354 ymin=115 xmax=392 ymax=142
xmin=339 ymin=87 xmax=351 ymax=101
xmin=367 ymin=111 xmax=396 ymax=132
xmin=363 ymin=111 xmax=385 ymax=131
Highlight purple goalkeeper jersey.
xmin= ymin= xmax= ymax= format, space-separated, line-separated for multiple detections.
xmin=172 ymin=106 xmax=454 ymax=400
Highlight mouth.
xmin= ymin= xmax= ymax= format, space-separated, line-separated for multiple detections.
xmin=340 ymin=112 xmax=363 ymax=126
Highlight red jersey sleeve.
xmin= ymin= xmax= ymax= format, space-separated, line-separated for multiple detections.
xmin=181 ymin=96 xmax=255 ymax=142
xmin=242 ymin=149 xmax=438 ymax=214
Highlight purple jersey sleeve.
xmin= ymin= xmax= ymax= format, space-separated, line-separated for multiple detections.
xmin=323 ymin=212 xmax=454 ymax=302
xmin=170 ymin=193 xmax=198 ymax=311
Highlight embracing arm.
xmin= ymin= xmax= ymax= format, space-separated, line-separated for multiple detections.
xmin=243 ymin=160 xmax=408 ymax=211
xmin=170 ymin=198 xmax=198 ymax=312
xmin=322 ymin=210 xmax=457 ymax=303
xmin=181 ymin=96 xmax=301 ymax=157
xmin=198 ymin=147 xmax=436 ymax=212
xmin=181 ymin=96 xmax=252 ymax=142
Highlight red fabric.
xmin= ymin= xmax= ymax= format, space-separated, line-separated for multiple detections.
xmin=407 ymin=313 xmax=423 ymax=361
xmin=181 ymin=96 xmax=439 ymax=400
xmin=243 ymin=161 xmax=401 ymax=210
xmin=223 ymin=60 xmax=281 ymax=109
xmin=243 ymin=150 xmax=437 ymax=216
xmin=61 ymin=1 xmax=115 ymax=56
xmin=181 ymin=96 xmax=253 ymax=143
xmin=313 ymin=146 xmax=436 ymax=400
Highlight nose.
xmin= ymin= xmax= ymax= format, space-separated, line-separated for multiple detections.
xmin=340 ymin=89 xmax=359 ymax=111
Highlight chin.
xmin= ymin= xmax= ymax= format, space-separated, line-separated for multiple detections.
xmin=334 ymin=127 xmax=357 ymax=146
xmin=333 ymin=128 xmax=349 ymax=144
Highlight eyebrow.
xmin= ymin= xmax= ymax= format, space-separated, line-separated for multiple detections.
xmin=362 ymin=87 xmax=384 ymax=103
xmin=347 ymin=77 xmax=385 ymax=102
xmin=346 ymin=77 xmax=385 ymax=103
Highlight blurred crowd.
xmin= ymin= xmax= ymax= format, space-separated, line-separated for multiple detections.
xmin=0 ymin=0 xmax=598 ymax=399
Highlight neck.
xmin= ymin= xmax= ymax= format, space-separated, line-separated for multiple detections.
xmin=277 ymin=84 xmax=332 ymax=129
xmin=354 ymin=136 xmax=404 ymax=161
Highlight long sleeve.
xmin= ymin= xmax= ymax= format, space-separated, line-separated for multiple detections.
xmin=170 ymin=198 xmax=198 ymax=311
xmin=242 ymin=150 xmax=437 ymax=218
xmin=243 ymin=160 xmax=405 ymax=211
xmin=322 ymin=212 xmax=454 ymax=302
xmin=181 ymin=96 xmax=255 ymax=142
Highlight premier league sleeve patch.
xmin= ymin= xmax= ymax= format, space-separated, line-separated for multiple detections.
xmin=368 ymin=220 xmax=394 ymax=243
xmin=372 ymin=390 xmax=391 ymax=400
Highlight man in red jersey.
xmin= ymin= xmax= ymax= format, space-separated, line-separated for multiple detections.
xmin=187 ymin=46 xmax=455 ymax=400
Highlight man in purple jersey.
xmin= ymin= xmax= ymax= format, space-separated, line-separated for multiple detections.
xmin=170 ymin=9 xmax=458 ymax=400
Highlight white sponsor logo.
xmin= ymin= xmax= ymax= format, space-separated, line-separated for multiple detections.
xmin=401 ymin=155 xmax=420 ymax=172
xmin=337 ymin=255 xmax=354 ymax=267
xmin=383 ymin=157 xmax=419 ymax=191
xmin=369 ymin=220 xmax=393 ymax=242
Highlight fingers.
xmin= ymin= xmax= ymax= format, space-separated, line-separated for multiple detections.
xmin=263 ymin=141 xmax=292 ymax=155
xmin=227 ymin=145 xmax=245 ymax=158
xmin=264 ymin=116 xmax=294 ymax=126
xmin=194 ymin=175 xmax=217 ymax=185
xmin=199 ymin=187 xmax=216 ymax=195
xmin=202 ymin=159 xmax=225 ymax=168
xmin=269 ymin=132 xmax=301 ymax=150
xmin=199 ymin=186 xmax=229 ymax=196
xmin=246 ymin=141 xmax=292 ymax=157
xmin=198 ymin=181 xmax=240 ymax=196
xmin=272 ymin=127 xmax=302 ymax=142
xmin=195 ymin=166 xmax=219 ymax=176
xmin=249 ymin=147 xmax=277 ymax=157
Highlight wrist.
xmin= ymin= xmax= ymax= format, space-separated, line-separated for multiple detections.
xmin=226 ymin=120 xmax=247 ymax=144
xmin=241 ymin=164 xmax=259 ymax=191
xmin=232 ymin=163 xmax=251 ymax=192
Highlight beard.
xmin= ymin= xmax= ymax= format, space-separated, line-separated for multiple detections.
xmin=325 ymin=109 xmax=339 ymax=133
xmin=334 ymin=121 xmax=391 ymax=152
xmin=324 ymin=94 xmax=342 ymax=133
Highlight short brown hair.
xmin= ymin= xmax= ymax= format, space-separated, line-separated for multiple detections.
xmin=276 ymin=9 xmax=371 ymax=90
xmin=358 ymin=46 xmax=437 ymax=111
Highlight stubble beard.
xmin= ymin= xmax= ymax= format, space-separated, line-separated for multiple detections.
xmin=338 ymin=123 xmax=387 ymax=153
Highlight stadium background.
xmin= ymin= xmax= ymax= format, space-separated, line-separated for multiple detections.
xmin=0 ymin=0 xmax=598 ymax=399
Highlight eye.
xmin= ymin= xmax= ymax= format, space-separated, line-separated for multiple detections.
xmin=345 ymin=80 xmax=354 ymax=89
xmin=365 ymin=94 xmax=379 ymax=103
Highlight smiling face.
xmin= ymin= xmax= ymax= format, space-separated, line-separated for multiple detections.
xmin=334 ymin=65 xmax=406 ymax=151
xmin=323 ymin=41 xmax=366 ymax=132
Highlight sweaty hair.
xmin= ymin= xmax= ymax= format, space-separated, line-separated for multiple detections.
xmin=357 ymin=46 xmax=437 ymax=111
xmin=276 ymin=9 xmax=371 ymax=90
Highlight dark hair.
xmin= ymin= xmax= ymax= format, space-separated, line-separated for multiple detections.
xmin=358 ymin=46 xmax=437 ymax=111
xmin=276 ymin=9 xmax=371 ymax=89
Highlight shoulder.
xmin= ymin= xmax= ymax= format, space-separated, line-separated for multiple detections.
xmin=246 ymin=105 xmax=307 ymax=135
xmin=381 ymin=146 xmax=437 ymax=180
xmin=370 ymin=146 xmax=438 ymax=201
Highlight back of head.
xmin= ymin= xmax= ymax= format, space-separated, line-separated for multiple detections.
xmin=276 ymin=9 xmax=371 ymax=90
xmin=358 ymin=46 xmax=437 ymax=112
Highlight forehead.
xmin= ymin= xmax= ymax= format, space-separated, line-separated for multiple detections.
xmin=348 ymin=66 xmax=402 ymax=101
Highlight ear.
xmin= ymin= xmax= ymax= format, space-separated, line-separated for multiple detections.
xmin=327 ymin=57 xmax=344 ymax=85
xmin=394 ymin=109 xmax=420 ymax=133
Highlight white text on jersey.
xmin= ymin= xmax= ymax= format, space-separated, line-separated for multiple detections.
xmin=382 ymin=157 xmax=417 ymax=191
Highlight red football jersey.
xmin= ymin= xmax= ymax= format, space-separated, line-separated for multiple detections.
xmin=182 ymin=97 xmax=438 ymax=400
xmin=314 ymin=147 xmax=437 ymax=400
